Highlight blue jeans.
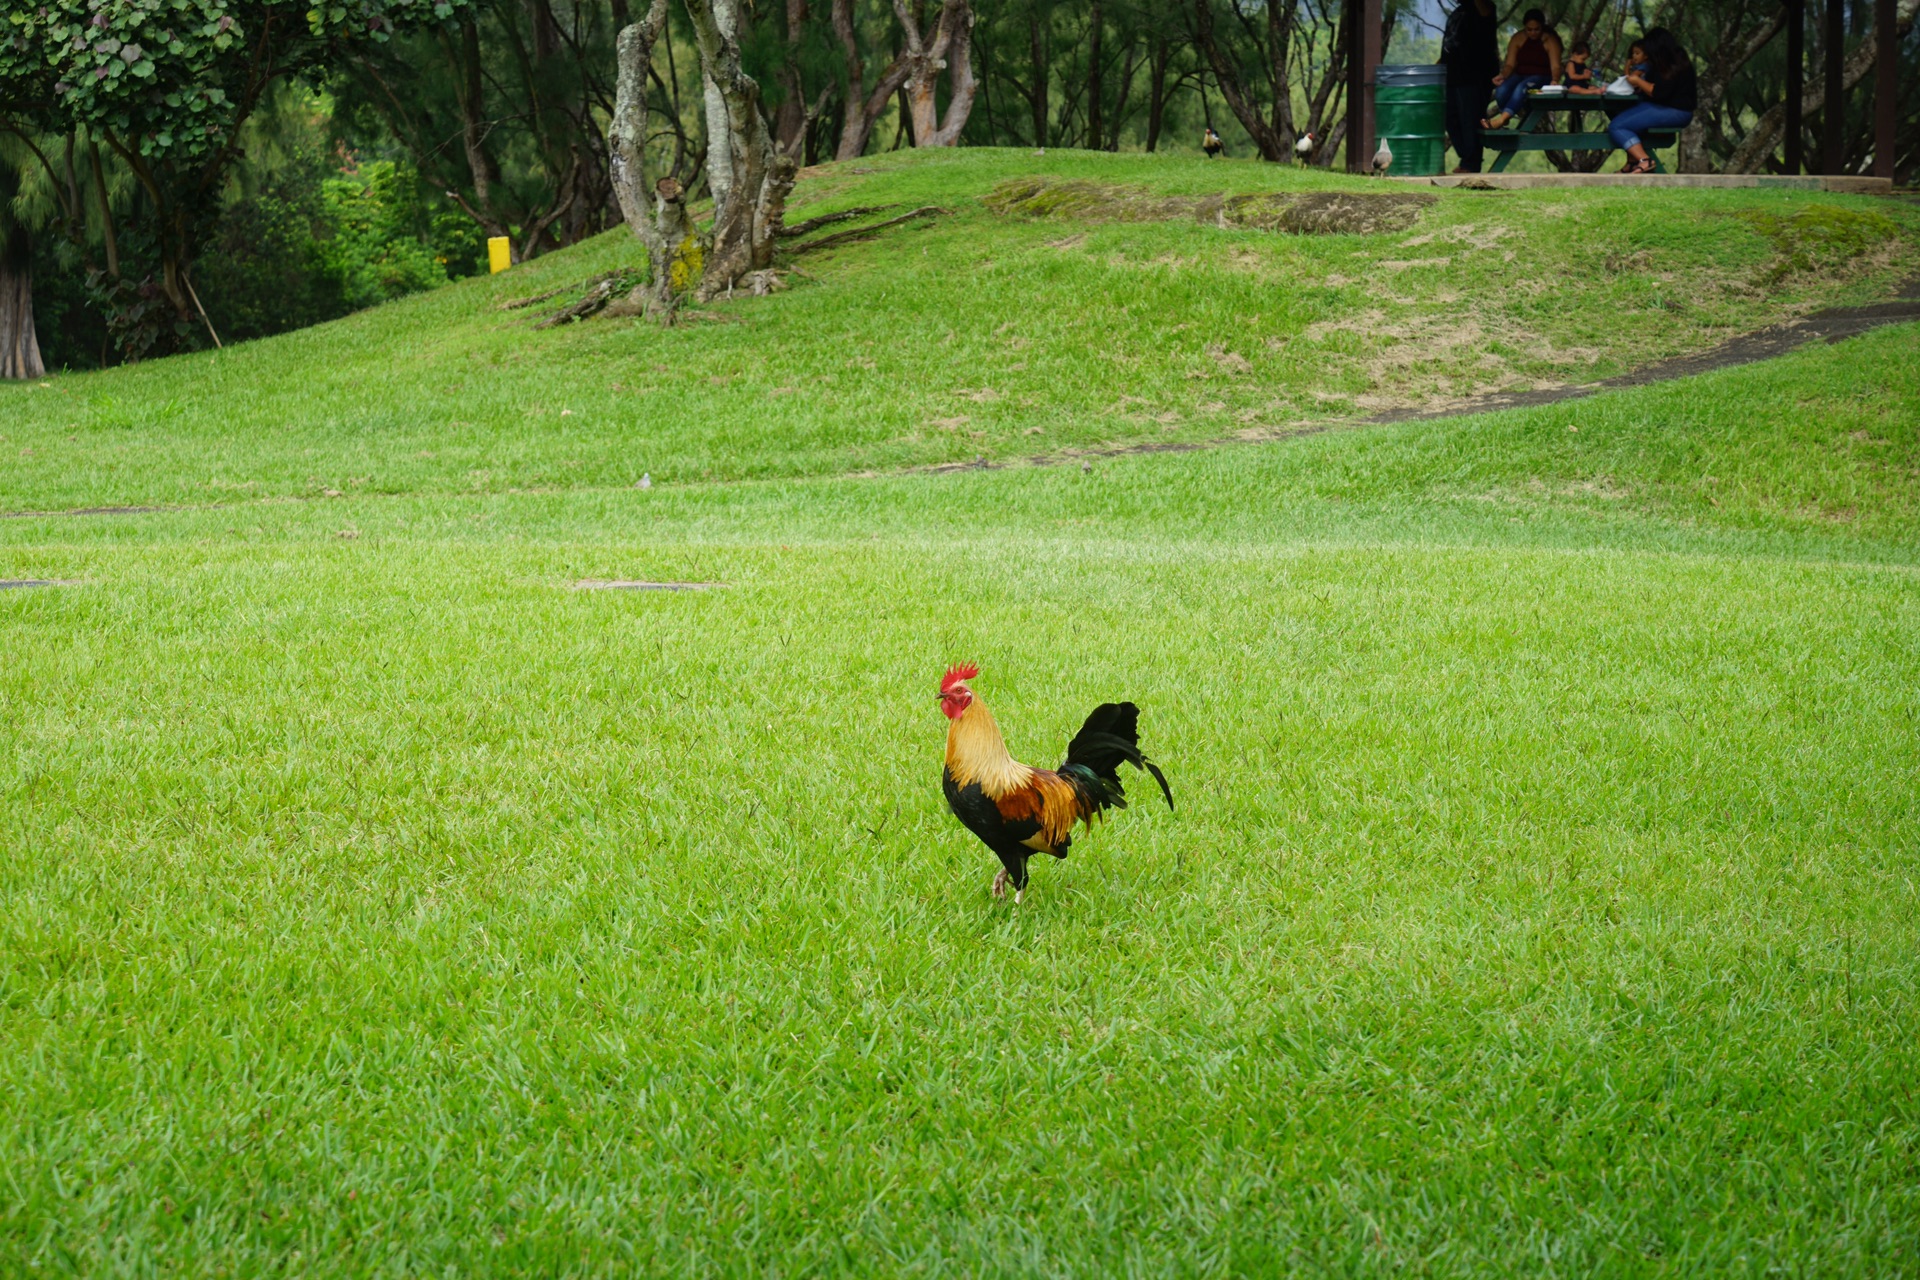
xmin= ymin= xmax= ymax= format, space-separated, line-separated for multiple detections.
xmin=1492 ymin=75 xmax=1546 ymax=117
xmin=1608 ymin=102 xmax=1693 ymax=151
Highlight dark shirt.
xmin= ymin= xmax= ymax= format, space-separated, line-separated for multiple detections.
xmin=1647 ymin=62 xmax=1698 ymax=112
xmin=1512 ymin=32 xmax=1552 ymax=79
xmin=1440 ymin=1 xmax=1501 ymax=83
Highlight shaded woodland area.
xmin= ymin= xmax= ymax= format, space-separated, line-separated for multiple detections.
xmin=2 ymin=0 xmax=1916 ymax=373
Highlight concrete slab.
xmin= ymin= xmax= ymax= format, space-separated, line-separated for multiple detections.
xmin=1393 ymin=173 xmax=1894 ymax=194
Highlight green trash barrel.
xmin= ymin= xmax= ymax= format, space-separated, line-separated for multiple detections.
xmin=1374 ymin=64 xmax=1448 ymax=176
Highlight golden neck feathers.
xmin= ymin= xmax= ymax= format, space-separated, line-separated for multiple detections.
xmin=944 ymin=696 xmax=1035 ymax=798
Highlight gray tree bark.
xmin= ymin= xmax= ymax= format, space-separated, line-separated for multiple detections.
xmin=1679 ymin=6 xmax=1787 ymax=173
xmin=896 ymin=0 xmax=978 ymax=147
xmin=0 ymin=225 xmax=46 ymax=380
xmin=610 ymin=0 xmax=698 ymax=316
xmin=1726 ymin=0 xmax=1918 ymax=172
xmin=833 ymin=0 xmax=915 ymax=160
xmin=683 ymin=0 xmax=796 ymax=296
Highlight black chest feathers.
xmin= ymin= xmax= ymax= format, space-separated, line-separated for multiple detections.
xmin=943 ymin=769 xmax=1039 ymax=852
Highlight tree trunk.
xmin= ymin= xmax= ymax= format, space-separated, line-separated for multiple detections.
xmin=1028 ymin=6 xmax=1050 ymax=146
xmin=1145 ymin=32 xmax=1170 ymax=151
xmin=834 ymin=0 xmax=914 ymax=160
xmin=899 ymin=0 xmax=978 ymax=147
xmin=1086 ymin=0 xmax=1104 ymax=150
xmin=612 ymin=0 xmax=700 ymax=316
xmin=1263 ymin=0 xmax=1295 ymax=149
xmin=684 ymin=0 xmax=793 ymax=295
xmin=1304 ymin=6 xmax=1351 ymax=167
xmin=1680 ymin=6 xmax=1787 ymax=173
xmin=0 ymin=225 xmax=45 ymax=380
xmin=1189 ymin=0 xmax=1287 ymax=160
xmin=454 ymin=20 xmax=506 ymax=237
xmin=775 ymin=0 xmax=812 ymax=155
xmin=1726 ymin=0 xmax=1918 ymax=172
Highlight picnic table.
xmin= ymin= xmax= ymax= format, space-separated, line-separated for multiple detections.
xmin=1481 ymin=90 xmax=1677 ymax=173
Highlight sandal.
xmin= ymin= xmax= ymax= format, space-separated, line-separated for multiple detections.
xmin=1481 ymin=113 xmax=1511 ymax=130
xmin=1622 ymin=156 xmax=1656 ymax=175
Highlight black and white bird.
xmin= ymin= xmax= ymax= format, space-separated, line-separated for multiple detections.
xmin=1294 ymin=131 xmax=1315 ymax=163
xmin=1202 ymin=127 xmax=1224 ymax=159
xmin=1371 ymin=137 xmax=1394 ymax=175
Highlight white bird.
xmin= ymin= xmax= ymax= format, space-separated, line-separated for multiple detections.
xmin=1294 ymin=132 xmax=1315 ymax=161
xmin=636 ymin=473 xmax=652 ymax=489
xmin=1372 ymin=138 xmax=1394 ymax=175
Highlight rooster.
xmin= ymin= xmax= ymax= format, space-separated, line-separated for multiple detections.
xmin=1202 ymin=127 xmax=1225 ymax=159
xmin=938 ymin=664 xmax=1173 ymax=904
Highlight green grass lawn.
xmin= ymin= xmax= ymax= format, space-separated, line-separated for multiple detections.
xmin=2 ymin=149 xmax=1915 ymax=514
xmin=4 ymin=152 xmax=1920 ymax=1275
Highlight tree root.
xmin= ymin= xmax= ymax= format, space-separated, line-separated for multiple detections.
xmin=775 ymin=203 xmax=901 ymax=238
xmin=499 ymin=284 xmax=572 ymax=311
xmin=787 ymin=206 xmax=949 ymax=255
xmin=503 ymin=268 xmax=645 ymax=318
xmin=533 ymin=277 xmax=620 ymax=329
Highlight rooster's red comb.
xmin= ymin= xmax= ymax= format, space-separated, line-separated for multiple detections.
xmin=941 ymin=663 xmax=980 ymax=694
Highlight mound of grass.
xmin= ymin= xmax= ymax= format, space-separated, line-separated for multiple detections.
xmin=983 ymin=177 xmax=1436 ymax=234
xmin=2 ymin=150 xmax=1916 ymax=516
xmin=2 ymin=236 xmax=1918 ymax=1279
xmin=1741 ymin=202 xmax=1906 ymax=284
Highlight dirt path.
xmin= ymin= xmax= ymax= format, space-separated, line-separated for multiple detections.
xmin=925 ymin=277 xmax=1920 ymax=475
xmin=1368 ymin=277 xmax=1920 ymax=426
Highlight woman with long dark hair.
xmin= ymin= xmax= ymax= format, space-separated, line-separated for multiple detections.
xmin=1610 ymin=27 xmax=1696 ymax=174
xmin=1482 ymin=9 xmax=1562 ymax=130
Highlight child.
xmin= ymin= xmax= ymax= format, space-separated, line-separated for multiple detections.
xmin=1564 ymin=40 xmax=1598 ymax=93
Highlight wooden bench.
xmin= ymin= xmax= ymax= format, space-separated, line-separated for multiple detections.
xmin=1483 ymin=93 xmax=1676 ymax=173
xmin=1483 ymin=129 xmax=1677 ymax=172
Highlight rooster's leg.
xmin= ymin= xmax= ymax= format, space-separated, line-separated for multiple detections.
xmin=992 ymin=868 xmax=1009 ymax=899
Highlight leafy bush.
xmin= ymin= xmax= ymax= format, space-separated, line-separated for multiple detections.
xmin=197 ymin=151 xmax=350 ymax=344
xmin=32 ymin=143 xmax=479 ymax=367
xmin=320 ymin=160 xmax=482 ymax=309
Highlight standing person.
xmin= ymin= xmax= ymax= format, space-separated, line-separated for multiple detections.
xmin=1438 ymin=0 xmax=1500 ymax=173
xmin=1610 ymin=27 xmax=1696 ymax=173
xmin=1483 ymin=9 xmax=1563 ymax=129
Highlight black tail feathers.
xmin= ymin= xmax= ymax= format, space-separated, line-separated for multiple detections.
xmin=1062 ymin=701 xmax=1175 ymax=813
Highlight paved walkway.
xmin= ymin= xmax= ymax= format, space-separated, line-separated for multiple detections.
xmin=1393 ymin=173 xmax=1893 ymax=193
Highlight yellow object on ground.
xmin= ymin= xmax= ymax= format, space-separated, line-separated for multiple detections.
xmin=487 ymin=237 xmax=512 ymax=273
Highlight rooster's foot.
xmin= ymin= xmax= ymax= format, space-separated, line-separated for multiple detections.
xmin=992 ymin=869 xmax=1009 ymax=899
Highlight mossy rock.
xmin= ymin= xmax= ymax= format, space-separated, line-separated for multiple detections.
xmin=1740 ymin=204 xmax=1904 ymax=284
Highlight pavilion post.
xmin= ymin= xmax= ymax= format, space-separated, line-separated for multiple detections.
xmin=1876 ymin=0 xmax=1898 ymax=179
xmin=1822 ymin=0 xmax=1845 ymax=173
xmin=1345 ymin=0 xmax=1383 ymax=173
xmin=1785 ymin=0 xmax=1804 ymax=173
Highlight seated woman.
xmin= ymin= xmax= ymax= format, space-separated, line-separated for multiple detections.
xmin=1483 ymin=9 xmax=1562 ymax=129
xmin=1563 ymin=40 xmax=1598 ymax=94
xmin=1610 ymin=27 xmax=1696 ymax=174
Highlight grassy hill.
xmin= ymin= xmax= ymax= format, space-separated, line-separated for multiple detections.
xmin=2 ymin=151 xmax=1918 ymax=1275
xmin=3 ymin=148 xmax=1916 ymax=513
